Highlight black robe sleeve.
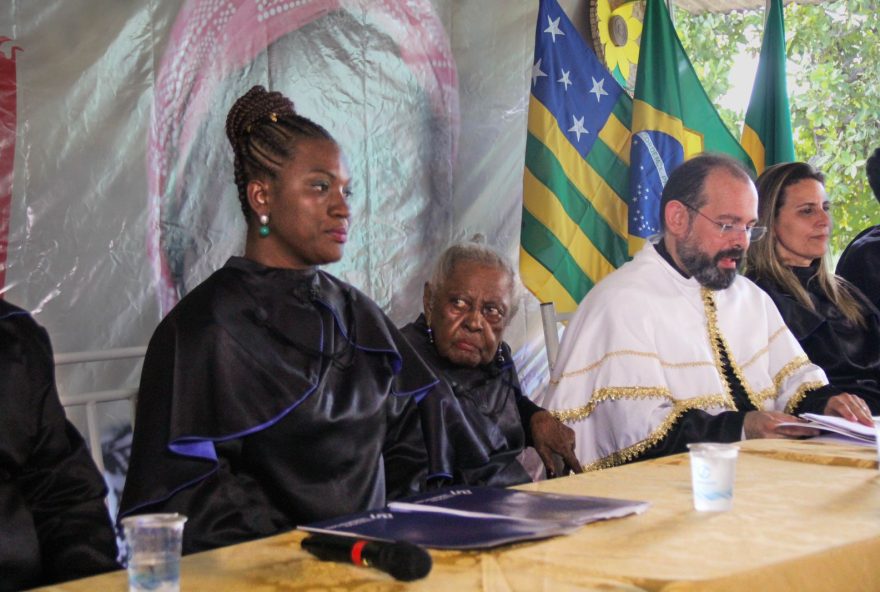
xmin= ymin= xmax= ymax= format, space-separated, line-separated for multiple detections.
xmin=0 ymin=303 xmax=118 ymax=590
xmin=635 ymin=409 xmax=746 ymax=462
xmin=750 ymin=269 xmax=880 ymax=413
xmin=515 ymin=389 xmax=543 ymax=447
xmin=836 ymin=226 xmax=880 ymax=313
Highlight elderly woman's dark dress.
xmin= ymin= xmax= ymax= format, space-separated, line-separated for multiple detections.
xmin=384 ymin=315 xmax=541 ymax=499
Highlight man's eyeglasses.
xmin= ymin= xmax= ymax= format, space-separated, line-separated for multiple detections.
xmin=680 ymin=202 xmax=767 ymax=241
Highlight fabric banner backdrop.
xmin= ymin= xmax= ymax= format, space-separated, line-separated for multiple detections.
xmin=741 ymin=0 xmax=795 ymax=175
xmin=520 ymin=0 xmax=633 ymax=314
xmin=0 ymin=0 xmax=584 ymax=511
xmin=629 ymin=0 xmax=756 ymax=243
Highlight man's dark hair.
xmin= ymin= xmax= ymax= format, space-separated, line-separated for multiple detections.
xmin=866 ymin=147 xmax=880 ymax=203
xmin=659 ymin=153 xmax=753 ymax=231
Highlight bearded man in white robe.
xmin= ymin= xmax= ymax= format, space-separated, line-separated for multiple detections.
xmin=535 ymin=154 xmax=873 ymax=471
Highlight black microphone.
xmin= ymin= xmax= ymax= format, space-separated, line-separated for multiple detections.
xmin=301 ymin=533 xmax=432 ymax=581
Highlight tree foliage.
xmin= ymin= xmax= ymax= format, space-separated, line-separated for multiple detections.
xmin=676 ymin=0 xmax=880 ymax=254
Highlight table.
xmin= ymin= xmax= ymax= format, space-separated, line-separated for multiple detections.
xmin=736 ymin=435 xmax=878 ymax=469
xmin=37 ymin=439 xmax=880 ymax=591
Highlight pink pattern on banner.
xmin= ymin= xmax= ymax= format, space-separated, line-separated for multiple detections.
xmin=148 ymin=0 xmax=459 ymax=315
xmin=0 ymin=37 xmax=22 ymax=295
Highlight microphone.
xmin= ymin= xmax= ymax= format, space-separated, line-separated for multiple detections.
xmin=301 ymin=533 xmax=432 ymax=581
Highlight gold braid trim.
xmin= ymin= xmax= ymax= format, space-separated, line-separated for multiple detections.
xmin=773 ymin=355 xmax=811 ymax=390
xmin=739 ymin=325 xmax=788 ymax=370
xmin=551 ymin=386 xmax=672 ymax=424
xmin=785 ymin=380 xmax=827 ymax=414
xmin=582 ymin=394 xmax=731 ymax=471
xmin=700 ymin=288 xmax=739 ymax=409
xmin=758 ymin=356 xmax=822 ymax=409
xmin=549 ymin=350 xmax=715 ymax=386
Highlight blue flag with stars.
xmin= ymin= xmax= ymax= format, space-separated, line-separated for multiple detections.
xmin=521 ymin=0 xmax=634 ymax=312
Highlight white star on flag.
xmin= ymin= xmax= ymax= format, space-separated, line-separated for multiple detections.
xmin=568 ymin=115 xmax=588 ymax=142
xmin=544 ymin=16 xmax=565 ymax=42
xmin=589 ymin=76 xmax=608 ymax=102
xmin=557 ymin=69 xmax=572 ymax=90
xmin=531 ymin=58 xmax=547 ymax=86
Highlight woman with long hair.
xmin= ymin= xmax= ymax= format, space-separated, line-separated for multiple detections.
xmin=747 ymin=161 xmax=879 ymax=415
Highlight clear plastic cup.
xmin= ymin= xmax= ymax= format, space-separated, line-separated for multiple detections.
xmin=121 ymin=513 xmax=187 ymax=592
xmin=687 ymin=443 xmax=739 ymax=512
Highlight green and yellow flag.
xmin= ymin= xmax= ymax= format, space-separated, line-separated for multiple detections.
xmin=741 ymin=0 xmax=795 ymax=175
xmin=520 ymin=0 xmax=633 ymax=313
xmin=629 ymin=0 xmax=756 ymax=242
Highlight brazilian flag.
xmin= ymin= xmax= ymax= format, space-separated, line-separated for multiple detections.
xmin=741 ymin=0 xmax=795 ymax=175
xmin=520 ymin=0 xmax=633 ymax=312
xmin=629 ymin=0 xmax=756 ymax=244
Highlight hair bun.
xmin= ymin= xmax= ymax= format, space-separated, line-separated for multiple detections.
xmin=225 ymin=85 xmax=297 ymax=145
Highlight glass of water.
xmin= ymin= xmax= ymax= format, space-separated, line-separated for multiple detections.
xmin=121 ymin=513 xmax=187 ymax=592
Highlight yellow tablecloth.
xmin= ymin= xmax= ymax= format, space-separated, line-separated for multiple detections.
xmin=37 ymin=441 xmax=880 ymax=591
xmin=737 ymin=436 xmax=878 ymax=469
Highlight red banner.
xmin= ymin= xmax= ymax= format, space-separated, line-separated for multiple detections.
xmin=0 ymin=36 xmax=21 ymax=294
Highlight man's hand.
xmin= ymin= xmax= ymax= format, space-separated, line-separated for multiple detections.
xmin=743 ymin=410 xmax=820 ymax=439
xmin=529 ymin=410 xmax=583 ymax=477
xmin=824 ymin=393 xmax=873 ymax=426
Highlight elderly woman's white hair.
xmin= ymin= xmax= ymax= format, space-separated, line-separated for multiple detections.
xmin=427 ymin=238 xmax=521 ymax=322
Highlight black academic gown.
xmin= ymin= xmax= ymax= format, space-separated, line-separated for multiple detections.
xmin=836 ymin=225 xmax=880 ymax=313
xmin=118 ymin=258 xmax=437 ymax=554
xmin=751 ymin=263 xmax=880 ymax=413
xmin=383 ymin=315 xmax=535 ymax=500
xmin=0 ymin=301 xmax=118 ymax=591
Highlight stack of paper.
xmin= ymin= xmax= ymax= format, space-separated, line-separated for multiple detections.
xmin=792 ymin=413 xmax=877 ymax=444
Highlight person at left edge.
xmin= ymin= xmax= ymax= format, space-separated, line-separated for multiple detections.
xmin=1 ymin=300 xmax=118 ymax=590
xmin=118 ymin=85 xmax=437 ymax=554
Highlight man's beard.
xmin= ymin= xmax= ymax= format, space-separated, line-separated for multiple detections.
xmin=678 ymin=235 xmax=744 ymax=290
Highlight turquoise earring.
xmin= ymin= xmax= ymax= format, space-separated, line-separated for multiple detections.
xmin=258 ymin=213 xmax=270 ymax=238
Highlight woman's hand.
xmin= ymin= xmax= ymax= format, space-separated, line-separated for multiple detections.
xmin=824 ymin=393 xmax=874 ymax=426
xmin=530 ymin=411 xmax=583 ymax=478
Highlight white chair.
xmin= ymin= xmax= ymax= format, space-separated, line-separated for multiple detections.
xmin=539 ymin=302 xmax=573 ymax=372
xmin=55 ymin=346 xmax=146 ymax=473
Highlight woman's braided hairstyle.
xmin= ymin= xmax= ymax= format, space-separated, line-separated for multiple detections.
xmin=225 ymin=85 xmax=335 ymax=218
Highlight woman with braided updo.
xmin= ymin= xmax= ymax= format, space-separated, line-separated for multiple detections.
xmin=119 ymin=86 xmax=437 ymax=554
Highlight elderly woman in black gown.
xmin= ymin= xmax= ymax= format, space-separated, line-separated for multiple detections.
xmin=119 ymin=86 xmax=437 ymax=553
xmin=747 ymin=161 xmax=878 ymax=418
xmin=384 ymin=242 xmax=581 ymax=499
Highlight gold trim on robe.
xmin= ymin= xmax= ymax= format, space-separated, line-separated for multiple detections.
xmin=535 ymin=243 xmax=830 ymax=471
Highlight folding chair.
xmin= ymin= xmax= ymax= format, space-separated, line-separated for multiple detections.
xmin=539 ymin=302 xmax=573 ymax=372
xmin=55 ymin=346 xmax=146 ymax=473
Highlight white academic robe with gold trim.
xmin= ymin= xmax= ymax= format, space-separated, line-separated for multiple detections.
xmin=535 ymin=243 xmax=828 ymax=470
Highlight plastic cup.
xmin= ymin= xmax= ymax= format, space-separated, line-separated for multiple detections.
xmin=687 ymin=443 xmax=739 ymax=512
xmin=121 ymin=513 xmax=187 ymax=592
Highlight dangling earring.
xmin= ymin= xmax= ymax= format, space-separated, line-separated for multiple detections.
xmin=426 ymin=325 xmax=435 ymax=344
xmin=496 ymin=346 xmax=505 ymax=365
xmin=258 ymin=213 xmax=270 ymax=238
